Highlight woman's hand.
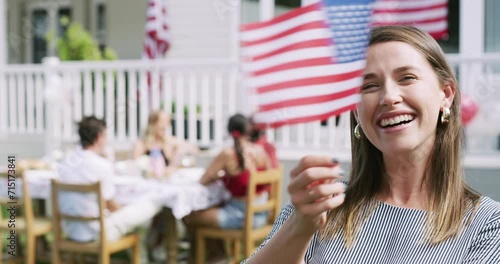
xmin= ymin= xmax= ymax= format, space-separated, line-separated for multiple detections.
xmin=288 ymin=155 xmax=346 ymax=237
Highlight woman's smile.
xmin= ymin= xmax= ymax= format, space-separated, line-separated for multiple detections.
xmin=376 ymin=111 xmax=417 ymax=133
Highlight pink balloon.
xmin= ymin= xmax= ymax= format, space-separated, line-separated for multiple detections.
xmin=461 ymin=95 xmax=479 ymax=126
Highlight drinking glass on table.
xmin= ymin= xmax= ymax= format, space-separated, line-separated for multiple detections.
xmin=149 ymin=148 xmax=167 ymax=178
xmin=180 ymin=152 xmax=197 ymax=168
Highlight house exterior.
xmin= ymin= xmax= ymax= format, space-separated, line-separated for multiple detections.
xmin=0 ymin=0 xmax=499 ymax=199
xmin=1 ymin=0 xmax=499 ymax=63
xmin=4 ymin=0 xmax=239 ymax=63
xmin=0 ymin=0 xmax=499 ymax=148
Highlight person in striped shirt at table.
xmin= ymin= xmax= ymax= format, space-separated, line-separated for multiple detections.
xmin=244 ymin=26 xmax=500 ymax=264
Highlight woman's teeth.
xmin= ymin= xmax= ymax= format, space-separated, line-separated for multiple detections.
xmin=380 ymin=114 xmax=414 ymax=128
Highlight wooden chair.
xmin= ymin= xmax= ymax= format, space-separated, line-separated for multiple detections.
xmin=50 ymin=180 xmax=141 ymax=264
xmin=0 ymin=171 xmax=52 ymax=264
xmin=196 ymin=166 xmax=283 ymax=264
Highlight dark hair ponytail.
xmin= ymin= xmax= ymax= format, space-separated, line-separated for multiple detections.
xmin=227 ymin=113 xmax=250 ymax=170
xmin=233 ymin=137 xmax=245 ymax=170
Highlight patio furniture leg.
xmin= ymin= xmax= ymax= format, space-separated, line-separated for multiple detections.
xmin=132 ymin=238 xmax=141 ymax=264
xmin=196 ymin=231 xmax=206 ymax=264
xmin=99 ymin=252 xmax=109 ymax=264
xmin=25 ymin=235 xmax=35 ymax=264
xmin=233 ymin=239 xmax=241 ymax=264
xmin=165 ymin=208 xmax=178 ymax=264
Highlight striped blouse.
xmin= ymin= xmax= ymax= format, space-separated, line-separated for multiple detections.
xmin=244 ymin=197 xmax=500 ymax=264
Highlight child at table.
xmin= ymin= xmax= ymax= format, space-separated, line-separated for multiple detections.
xmin=184 ymin=113 xmax=272 ymax=262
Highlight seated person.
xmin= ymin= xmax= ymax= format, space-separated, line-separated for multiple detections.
xmin=132 ymin=110 xmax=198 ymax=178
xmin=184 ymin=113 xmax=272 ymax=260
xmin=249 ymin=116 xmax=279 ymax=169
xmin=132 ymin=110 xmax=199 ymax=259
xmin=57 ymin=116 xmax=162 ymax=242
xmin=191 ymin=113 xmax=272 ymax=228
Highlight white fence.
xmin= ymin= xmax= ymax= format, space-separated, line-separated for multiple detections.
xmin=1 ymin=55 xmax=500 ymax=157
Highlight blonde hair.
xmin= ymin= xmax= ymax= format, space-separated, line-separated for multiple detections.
xmin=142 ymin=110 xmax=170 ymax=149
xmin=320 ymin=26 xmax=481 ymax=247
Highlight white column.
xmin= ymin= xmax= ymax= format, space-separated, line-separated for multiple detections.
xmin=231 ymin=0 xmax=241 ymax=61
xmin=259 ymin=0 xmax=274 ymax=21
xmin=0 ymin=0 xmax=7 ymax=65
xmin=459 ymin=0 xmax=493 ymax=153
xmin=242 ymin=0 xmax=275 ymax=116
xmin=460 ymin=0 xmax=484 ymax=57
xmin=0 ymin=0 xmax=5 ymax=136
xmin=459 ymin=0 xmax=485 ymax=96
xmin=43 ymin=57 xmax=62 ymax=158
xmin=47 ymin=7 xmax=58 ymax=57
xmin=0 ymin=1 xmax=6 ymax=137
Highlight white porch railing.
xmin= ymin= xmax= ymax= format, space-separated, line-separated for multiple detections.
xmin=446 ymin=54 xmax=500 ymax=155
xmin=1 ymin=55 xmax=500 ymax=157
xmin=0 ymin=58 xmax=243 ymax=150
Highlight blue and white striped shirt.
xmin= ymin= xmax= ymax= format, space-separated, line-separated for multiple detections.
xmin=245 ymin=197 xmax=500 ymax=263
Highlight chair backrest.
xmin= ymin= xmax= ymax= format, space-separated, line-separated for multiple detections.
xmin=50 ymin=179 xmax=107 ymax=244
xmin=243 ymin=165 xmax=283 ymax=236
xmin=0 ymin=170 xmax=35 ymax=229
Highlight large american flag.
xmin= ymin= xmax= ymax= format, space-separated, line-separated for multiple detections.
xmin=372 ymin=0 xmax=448 ymax=39
xmin=143 ymin=0 xmax=170 ymax=59
xmin=240 ymin=0 xmax=373 ymax=128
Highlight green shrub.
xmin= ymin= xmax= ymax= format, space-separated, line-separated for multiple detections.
xmin=56 ymin=18 xmax=117 ymax=61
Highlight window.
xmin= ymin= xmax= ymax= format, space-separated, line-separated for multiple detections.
xmin=275 ymin=0 xmax=300 ymax=16
xmin=57 ymin=8 xmax=72 ymax=37
xmin=30 ymin=5 xmax=72 ymax=63
xmin=96 ymin=3 xmax=107 ymax=52
xmin=485 ymin=0 xmax=500 ymax=53
xmin=241 ymin=0 xmax=301 ymax=23
xmin=436 ymin=0 xmax=459 ymax=53
xmin=32 ymin=9 xmax=48 ymax=64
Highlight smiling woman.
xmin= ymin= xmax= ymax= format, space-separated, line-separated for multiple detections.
xmin=243 ymin=26 xmax=500 ymax=264
xmin=356 ymin=40 xmax=455 ymax=158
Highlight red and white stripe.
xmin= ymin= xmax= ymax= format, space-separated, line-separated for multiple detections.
xmin=372 ymin=0 xmax=448 ymax=39
xmin=240 ymin=3 xmax=364 ymax=128
xmin=143 ymin=0 xmax=170 ymax=59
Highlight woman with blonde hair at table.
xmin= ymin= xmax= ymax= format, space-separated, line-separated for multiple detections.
xmin=132 ymin=110 xmax=199 ymax=178
xmin=244 ymin=26 xmax=500 ymax=263
xmin=132 ymin=110 xmax=198 ymax=261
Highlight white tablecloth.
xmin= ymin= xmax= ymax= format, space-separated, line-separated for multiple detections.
xmin=0 ymin=168 xmax=231 ymax=219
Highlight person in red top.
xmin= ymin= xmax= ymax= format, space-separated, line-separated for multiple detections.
xmin=249 ymin=116 xmax=279 ymax=169
xmin=184 ymin=113 xmax=271 ymax=262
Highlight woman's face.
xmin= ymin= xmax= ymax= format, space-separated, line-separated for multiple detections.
xmin=155 ymin=113 xmax=170 ymax=138
xmin=357 ymin=41 xmax=454 ymax=157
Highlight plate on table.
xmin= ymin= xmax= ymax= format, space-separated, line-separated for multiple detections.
xmin=113 ymin=176 xmax=144 ymax=186
xmin=168 ymin=167 xmax=205 ymax=185
xmin=114 ymin=160 xmax=141 ymax=176
xmin=25 ymin=170 xmax=58 ymax=181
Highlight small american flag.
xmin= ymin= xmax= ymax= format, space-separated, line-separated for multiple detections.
xmin=143 ymin=0 xmax=170 ymax=59
xmin=372 ymin=0 xmax=448 ymax=39
xmin=240 ymin=0 xmax=373 ymax=128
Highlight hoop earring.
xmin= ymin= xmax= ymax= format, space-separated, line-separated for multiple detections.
xmin=354 ymin=124 xmax=362 ymax=140
xmin=440 ymin=107 xmax=451 ymax=124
